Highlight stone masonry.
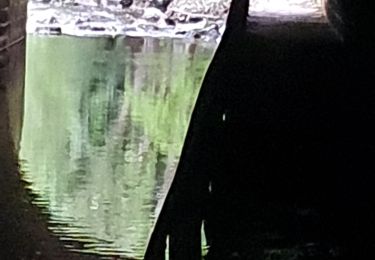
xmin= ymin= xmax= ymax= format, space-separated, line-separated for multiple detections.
xmin=0 ymin=0 xmax=28 ymax=151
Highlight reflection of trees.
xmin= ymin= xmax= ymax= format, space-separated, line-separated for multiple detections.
xmin=21 ymin=35 xmax=215 ymax=258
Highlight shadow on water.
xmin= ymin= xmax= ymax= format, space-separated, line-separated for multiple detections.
xmin=18 ymin=35 xmax=216 ymax=258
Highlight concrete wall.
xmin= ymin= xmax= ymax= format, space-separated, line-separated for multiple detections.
xmin=326 ymin=0 xmax=374 ymax=48
xmin=0 ymin=0 xmax=28 ymax=151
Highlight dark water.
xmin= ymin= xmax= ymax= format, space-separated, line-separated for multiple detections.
xmin=20 ymin=35 xmax=215 ymax=259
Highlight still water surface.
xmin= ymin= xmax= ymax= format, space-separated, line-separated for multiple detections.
xmin=20 ymin=35 xmax=215 ymax=259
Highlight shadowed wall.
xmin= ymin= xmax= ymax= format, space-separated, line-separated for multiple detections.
xmin=0 ymin=0 xmax=28 ymax=151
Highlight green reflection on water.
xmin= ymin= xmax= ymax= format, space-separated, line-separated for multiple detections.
xmin=21 ymin=35 xmax=215 ymax=258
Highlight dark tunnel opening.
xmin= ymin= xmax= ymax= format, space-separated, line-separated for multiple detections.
xmin=1 ymin=0 xmax=375 ymax=259
xmin=146 ymin=0 xmax=375 ymax=259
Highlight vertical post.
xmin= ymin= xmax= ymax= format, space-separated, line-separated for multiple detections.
xmin=145 ymin=1 xmax=250 ymax=259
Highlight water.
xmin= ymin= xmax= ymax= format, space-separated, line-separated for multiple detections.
xmin=20 ymin=35 xmax=216 ymax=259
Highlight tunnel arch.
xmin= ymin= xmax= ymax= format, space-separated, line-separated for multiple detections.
xmin=1 ymin=0 xmax=375 ymax=259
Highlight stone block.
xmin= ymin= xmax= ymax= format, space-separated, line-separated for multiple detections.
xmin=0 ymin=50 xmax=9 ymax=68
xmin=0 ymin=22 xmax=9 ymax=37
xmin=0 ymin=8 xmax=9 ymax=24
xmin=0 ymin=0 xmax=9 ymax=9
xmin=0 ymin=0 xmax=27 ymax=92
xmin=0 ymin=35 xmax=7 ymax=48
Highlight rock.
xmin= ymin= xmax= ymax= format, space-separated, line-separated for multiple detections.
xmin=27 ymin=0 xmax=230 ymax=41
xmin=70 ymin=0 xmax=99 ymax=7
xmin=35 ymin=25 xmax=62 ymax=35
xmin=164 ymin=18 xmax=175 ymax=26
xmin=142 ymin=7 xmax=168 ymax=20
xmin=120 ymin=0 xmax=133 ymax=8
xmin=151 ymin=0 xmax=173 ymax=11
xmin=166 ymin=0 xmax=230 ymax=17
xmin=49 ymin=16 xmax=58 ymax=24
xmin=175 ymin=18 xmax=207 ymax=32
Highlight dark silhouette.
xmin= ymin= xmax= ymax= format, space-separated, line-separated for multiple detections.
xmin=146 ymin=0 xmax=375 ymax=259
